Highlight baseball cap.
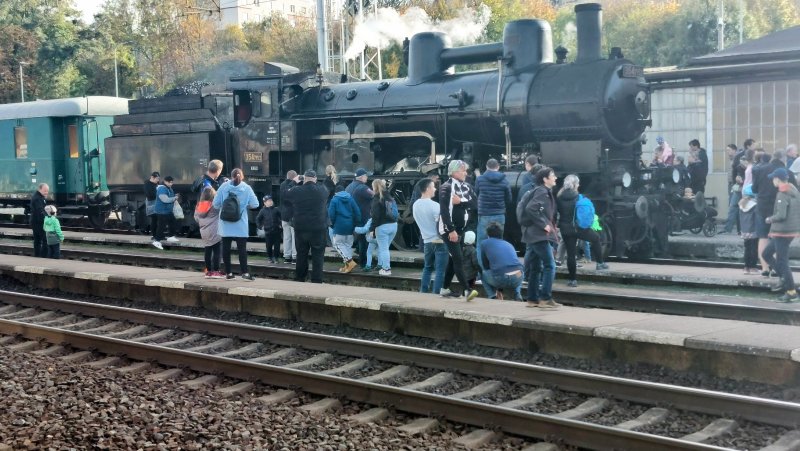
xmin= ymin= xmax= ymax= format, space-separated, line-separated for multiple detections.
xmin=304 ymin=169 xmax=317 ymax=178
xmin=463 ymin=230 xmax=476 ymax=245
xmin=768 ymin=168 xmax=789 ymax=181
xmin=263 ymin=195 xmax=272 ymax=201
xmin=656 ymin=136 xmax=665 ymax=145
xmin=355 ymin=168 xmax=368 ymax=177
xmin=163 ymin=176 xmax=174 ymax=182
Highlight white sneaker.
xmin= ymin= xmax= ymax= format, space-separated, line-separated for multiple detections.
xmin=378 ymin=269 xmax=392 ymax=276
xmin=439 ymin=288 xmax=451 ymax=297
xmin=166 ymin=236 xmax=180 ymax=243
xmin=152 ymin=241 xmax=163 ymax=250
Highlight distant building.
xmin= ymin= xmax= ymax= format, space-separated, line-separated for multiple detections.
xmin=645 ymin=26 xmax=800 ymax=218
xmin=219 ymin=0 xmax=315 ymax=28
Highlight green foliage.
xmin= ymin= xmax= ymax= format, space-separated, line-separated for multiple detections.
xmin=0 ymin=0 xmax=799 ymax=102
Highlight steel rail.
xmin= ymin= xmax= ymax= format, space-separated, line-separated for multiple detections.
xmin=1 ymin=290 xmax=798 ymax=430
xmin=0 ymin=315 xmax=729 ymax=451
xmin=1 ymin=243 xmax=796 ymax=326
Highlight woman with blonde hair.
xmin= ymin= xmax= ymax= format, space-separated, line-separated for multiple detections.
xmin=366 ymin=178 xmax=398 ymax=275
xmin=324 ymin=165 xmax=339 ymax=202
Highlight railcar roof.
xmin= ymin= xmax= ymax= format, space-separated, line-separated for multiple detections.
xmin=0 ymin=96 xmax=129 ymax=120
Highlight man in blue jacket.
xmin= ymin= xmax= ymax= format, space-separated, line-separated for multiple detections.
xmin=474 ymin=158 xmax=512 ymax=268
xmin=328 ymin=185 xmax=361 ymax=273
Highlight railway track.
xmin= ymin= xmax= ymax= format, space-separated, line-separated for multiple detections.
xmin=1 ymin=290 xmax=798 ymax=450
xmin=0 ymin=242 xmax=795 ymax=326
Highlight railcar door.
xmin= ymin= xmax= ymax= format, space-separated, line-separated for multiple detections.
xmin=82 ymin=118 xmax=103 ymax=196
xmin=64 ymin=120 xmax=84 ymax=198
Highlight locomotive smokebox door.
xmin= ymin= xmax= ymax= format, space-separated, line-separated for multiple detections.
xmin=540 ymin=141 xmax=601 ymax=173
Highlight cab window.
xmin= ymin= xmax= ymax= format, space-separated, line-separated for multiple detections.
xmin=259 ymin=91 xmax=272 ymax=118
xmin=68 ymin=124 xmax=79 ymax=158
xmin=14 ymin=127 xmax=27 ymax=159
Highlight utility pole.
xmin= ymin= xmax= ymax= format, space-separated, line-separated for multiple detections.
xmin=738 ymin=0 xmax=744 ymax=44
xmin=19 ymin=62 xmax=29 ymax=102
xmin=114 ymin=46 xmax=119 ymax=97
xmin=316 ymin=0 xmax=329 ymax=72
xmin=717 ymin=0 xmax=725 ymax=51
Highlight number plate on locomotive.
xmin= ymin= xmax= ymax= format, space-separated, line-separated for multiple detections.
xmin=620 ymin=65 xmax=644 ymax=78
xmin=243 ymin=152 xmax=263 ymax=163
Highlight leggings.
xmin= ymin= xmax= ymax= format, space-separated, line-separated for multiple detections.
xmin=204 ymin=242 xmax=221 ymax=272
xmin=222 ymin=237 xmax=249 ymax=275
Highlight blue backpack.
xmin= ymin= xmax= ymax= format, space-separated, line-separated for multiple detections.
xmin=574 ymin=194 xmax=595 ymax=229
xmin=385 ymin=198 xmax=399 ymax=222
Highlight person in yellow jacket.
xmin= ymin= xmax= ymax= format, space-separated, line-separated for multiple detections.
xmin=42 ymin=205 xmax=64 ymax=259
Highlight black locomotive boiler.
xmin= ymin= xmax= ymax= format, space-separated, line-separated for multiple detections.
xmin=105 ymin=3 xmax=683 ymax=257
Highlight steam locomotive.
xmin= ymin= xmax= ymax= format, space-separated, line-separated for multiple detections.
xmin=4 ymin=3 xmax=685 ymax=257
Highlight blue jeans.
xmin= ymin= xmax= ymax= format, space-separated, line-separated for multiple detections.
xmin=421 ymin=241 xmax=449 ymax=293
xmin=482 ymin=269 xmax=522 ymax=300
xmin=366 ymin=222 xmax=397 ymax=270
xmin=476 ymin=214 xmax=505 ymax=269
xmin=525 ymin=241 xmax=555 ymax=301
xmin=725 ymin=190 xmax=742 ymax=233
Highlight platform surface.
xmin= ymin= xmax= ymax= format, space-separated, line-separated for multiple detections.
xmin=1 ymin=254 xmax=799 ymax=366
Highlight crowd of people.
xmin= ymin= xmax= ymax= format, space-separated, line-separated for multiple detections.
xmin=722 ymin=140 xmax=800 ymax=302
xmin=27 ymin=138 xmax=800 ymax=304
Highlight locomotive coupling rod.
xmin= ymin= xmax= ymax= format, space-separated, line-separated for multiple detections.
xmin=314 ymin=131 xmax=437 ymax=165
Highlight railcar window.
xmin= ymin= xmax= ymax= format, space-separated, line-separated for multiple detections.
xmin=68 ymin=125 xmax=79 ymax=158
xmin=260 ymin=92 xmax=272 ymax=118
xmin=14 ymin=127 xmax=27 ymax=159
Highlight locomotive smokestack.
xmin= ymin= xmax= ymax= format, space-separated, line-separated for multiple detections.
xmin=575 ymin=3 xmax=602 ymax=63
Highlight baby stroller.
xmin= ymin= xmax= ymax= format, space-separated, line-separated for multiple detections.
xmin=671 ymin=192 xmax=718 ymax=237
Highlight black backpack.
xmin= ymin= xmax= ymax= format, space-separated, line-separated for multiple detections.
xmin=516 ymin=188 xmax=536 ymax=227
xmin=220 ymin=193 xmax=240 ymax=222
xmin=191 ymin=175 xmax=206 ymax=193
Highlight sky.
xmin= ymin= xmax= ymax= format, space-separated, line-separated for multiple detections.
xmin=76 ymin=0 xmax=105 ymax=23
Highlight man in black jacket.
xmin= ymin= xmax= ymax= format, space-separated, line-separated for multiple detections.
xmin=346 ymin=168 xmax=374 ymax=267
xmin=688 ymin=139 xmax=708 ymax=194
xmin=279 ymin=170 xmax=299 ymax=263
xmin=519 ymin=167 xmax=560 ymax=309
xmin=439 ymin=160 xmax=479 ymax=301
xmin=284 ymin=170 xmax=329 ymax=283
xmin=30 ymin=183 xmax=49 ymax=257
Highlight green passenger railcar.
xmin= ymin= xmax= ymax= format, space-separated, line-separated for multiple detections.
xmin=0 ymin=97 xmax=129 ymax=224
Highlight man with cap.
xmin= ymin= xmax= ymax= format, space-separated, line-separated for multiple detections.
xmin=763 ymin=168 xmax=800 ymax=302
xmin=152 ymin=175 xmax=180 ymax=249
xmin=256 ymin=194 xmax=282 ymax=264
xmin=346 ymin=168 xmax=374 ymax=268
xmin=439 ymin=160 xmax=479 ymax=301
xmin=284 ymin=170 xmax=329 ymax=283
xmin=143 ymin=172 xmax=160 ymax=240
xmin=279 ymin=170 xmax=300 ymax=263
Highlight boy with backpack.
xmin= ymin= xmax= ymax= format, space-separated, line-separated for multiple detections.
xmin=328 ymin=185 xmax=361 ymax=273
xmin=256 ymin=195 xmax=282 ymax=264
xmin=43 ymin=205 xmax=64 ymax=259
xmin=556 ymin=174 xmax=609 ymax=289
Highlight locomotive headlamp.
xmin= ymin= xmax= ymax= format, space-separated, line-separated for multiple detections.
xmin=672 ymin=168 xmax=681 ymax=184
xmin=641 ymin=172 xmax=652 ymax=181
xmin=622 ymin=171 xmax=632 ymax=188
xmin=634 ymin=91 xmax=649 ymax=117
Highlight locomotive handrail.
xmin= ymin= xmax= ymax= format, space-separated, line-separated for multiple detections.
xmin=313 ymin=131 xmax=437 ymax=166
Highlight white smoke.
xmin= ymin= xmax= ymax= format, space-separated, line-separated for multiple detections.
xmin=562 ymin=21 xmax=577 ymax=46
xmin=343 ymin=4 xmax=492 ymax=61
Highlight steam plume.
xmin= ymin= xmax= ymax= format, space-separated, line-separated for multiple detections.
xmin=344 ymin=5 xmax=491 ymax=61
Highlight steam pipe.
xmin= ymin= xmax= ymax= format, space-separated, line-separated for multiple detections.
xmin=440 ymin=43 xmax=503 ymax=67
xmin=575 ymin=3 xmax=603 ymax=63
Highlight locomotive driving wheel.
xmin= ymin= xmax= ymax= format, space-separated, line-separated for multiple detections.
xmin=88 ymin=206 xmax=109 ymax=230
xmin=392 ymin=190 xmax=416 ymax=251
